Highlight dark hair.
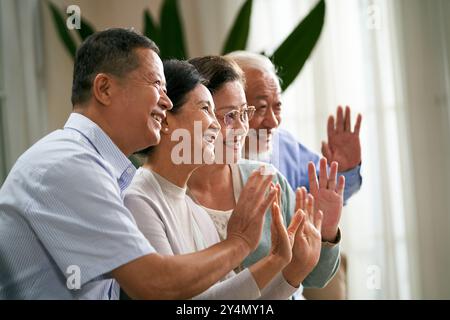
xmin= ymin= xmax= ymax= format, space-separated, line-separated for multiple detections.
xmin=71 ymin=28 xmax=159 ymax=106
xmin=163 ymin=59 xmax=207 ymax=114
xmin=188 ymin=56 xmax=245 ymax=95
xmin=137 ymin=59 xmax=206 ymax=156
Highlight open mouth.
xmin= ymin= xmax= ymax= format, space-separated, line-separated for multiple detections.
xmin=203 ymin=130 xmax=218 ymax=146
xmin=150 ymin=111 xmax=164 ymax=128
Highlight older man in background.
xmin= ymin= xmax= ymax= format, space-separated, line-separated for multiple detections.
xmin=227 ymin=51 xmax=362 ymax=205
xmin=227 ymin=51 xmax=362 ymax=300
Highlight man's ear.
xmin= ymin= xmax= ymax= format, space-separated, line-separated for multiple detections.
xmin=92 ymin=73 xmax=114 ymax=106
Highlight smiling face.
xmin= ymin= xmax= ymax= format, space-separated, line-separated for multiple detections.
xmin=212 ymin=80 xmax=249 ymax=164
xmin=242 ymin=67 xmax=282 ymax=155
xmin=113 ymin=48 xmax=172 ymax=151
xmin=167 ymin=84 xmax=220 ymax=164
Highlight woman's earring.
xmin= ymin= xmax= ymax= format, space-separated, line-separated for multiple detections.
xmin=164 ymin=128 xmax=169 ymax=132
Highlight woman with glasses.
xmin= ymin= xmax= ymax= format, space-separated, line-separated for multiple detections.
xmin=187 ymin=56 xmax=344 ymax=295
xmin=124 ymin=59 xmax=321 ymax=299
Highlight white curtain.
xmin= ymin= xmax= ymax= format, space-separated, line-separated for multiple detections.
xmin=0 ymin=0 xmax=47 ymax=175
xmin=241 ymin=0 xmax=450 ymax=299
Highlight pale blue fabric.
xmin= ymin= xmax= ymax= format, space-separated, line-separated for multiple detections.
xmin=0 ymin=113 xmax=154 ymax=299
xmin=270 ymin=129 xmax=362 ymax=203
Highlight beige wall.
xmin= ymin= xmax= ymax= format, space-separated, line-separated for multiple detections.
xmin=41 ymin=0 xmax=243 ymax=131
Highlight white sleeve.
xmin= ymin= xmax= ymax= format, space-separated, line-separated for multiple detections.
xmin=193 ymin=268 xmax=261 ymax=300
xmin=258 ymin=272 xmax=299 ymax=300
xmin=123 ymin=192 xmax=175 ymax=255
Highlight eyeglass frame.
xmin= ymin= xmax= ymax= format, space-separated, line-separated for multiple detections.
xmin=215 ymin=105 xmax=256 ymax=127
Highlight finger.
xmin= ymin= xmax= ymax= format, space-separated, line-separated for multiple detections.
xmin=354 ymin=113 xmax=362 ymax=135
xmin=258 ymin=186 xmax=278 ymax=216
xmin=327 ymin=115 xmax=335 ymax=139
xmin=295 ymin=210 xmax=307 ymax=238
xmin=321 ymin=141 xmax=333 ymax=162
xmin=308 ymin=162 xmax=319 ymax=195
xmin=270 ymin=203 xmax=277 ymax=239
xmin=295 ymin=188 xmax=301 ymax=213
xmin=337 ymin=175 xmax=345 ymax=196
xmin=276 ymin=183 xmax=282 ymax=208
xmin=344 ymin=106 xmax=351 ymax=132
xmin=250 ymin=166 xmax=274 ymax=188
xmin=314 ymin=210 xmax=323 ymax=233
xmin=328 ymin=161 xmax=338 ymax=190
xmin=271 ymin=202 xmax=284 ymax=232
xmin=243 ymin=173 xmax=273 ymax=210
xmin=257 ymin=173 xmax=276 ymax=200
xmin=300 ymin=187 xmax=307 ymax=210
xmin=296 ymin=187 xmax=307 ymax=212
xmin=287 ymin=209 xmax=304 ymax=236
xmin=306 ymin=194 xmax=315 ymax=224
xmin=319 ymin=158 xmax=328 ymax=189
xmin=336 ymin=106 xmax=344 ymax=133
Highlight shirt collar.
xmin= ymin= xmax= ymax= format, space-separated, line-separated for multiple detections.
xmin=64 ymin=113 xmax=136 ymax=190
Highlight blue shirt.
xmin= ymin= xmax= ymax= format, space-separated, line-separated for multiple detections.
xmin=0 ymin=113 xmax=154 ymax=299
xmin=270 ymin=129 xmax=362 ymax=203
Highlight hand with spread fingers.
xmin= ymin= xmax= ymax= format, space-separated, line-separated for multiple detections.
xmin=227 ymin=167 xmax=277 ymax=252
xmin=245 ymin=182 xmax=295 ymax=290
xmin=322 ymin=106 xmax=362 ymax=172
xmin=279 ymin=188 xmax=323 ymax=288
xmin=308 ymin=158 xmax=345 ymax=242
xmin=269 ymin=184 xmax=294 ymax=266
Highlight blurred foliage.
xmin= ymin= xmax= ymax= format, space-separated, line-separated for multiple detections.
xmin=48 ymin=0 xmax=326 ymax=92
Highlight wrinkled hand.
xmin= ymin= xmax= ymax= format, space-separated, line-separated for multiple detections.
xmin=227 ymin=166 xmax=277 ymax=252
xmin=308 ymin=158 xmax=344 ymax=242
xmin=281 ymin=189 xmax=323 ymax=287
xmin=322 ymin=106 xmax=362 ymax=172
xmin=269 ymin=184 xmax=293 ymax=266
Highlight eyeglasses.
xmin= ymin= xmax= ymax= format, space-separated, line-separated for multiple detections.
xmin=216 ymin=106 xmax=256 ymax=127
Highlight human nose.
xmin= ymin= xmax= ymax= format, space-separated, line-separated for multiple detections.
xmin=234 ymin=113 xmax=248 ymax=131
xmin=262 ymin=108 xmax=279 ymax=129
xmin=211 ymin=113 xmax=221 ymax=131
xmin=158 ymin=89 xmax=173 ymax=111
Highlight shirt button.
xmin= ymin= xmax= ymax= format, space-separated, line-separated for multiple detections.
xmin=126 ymin=168 xmax=133 ymax=174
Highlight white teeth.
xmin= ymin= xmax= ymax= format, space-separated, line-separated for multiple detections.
xmin=151 ymin=114 xmax=162 ymax=124
xmin=204 ymin=135 xmax=216 ymax=144
xmin=203 ymin=131 xmax=218 ymax=144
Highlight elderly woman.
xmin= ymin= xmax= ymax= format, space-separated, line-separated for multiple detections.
xmin=187 ymin=56 xmax=344 ymax=294
xmin=124 ymin=60 xmax=323 ymax=299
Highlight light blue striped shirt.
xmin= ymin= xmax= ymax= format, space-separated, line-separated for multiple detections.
xmin=0 ymin=113 xmax=155 ymax=299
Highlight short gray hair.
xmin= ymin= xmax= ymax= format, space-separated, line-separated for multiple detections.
xmin=225 ymin=51 xmax=281 ymax=85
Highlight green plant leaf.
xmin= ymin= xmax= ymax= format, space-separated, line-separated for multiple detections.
xmin=159 ymin=0 xmax=187 ymax=59
xmin=47 ymin=1 xmax=77 ymax=59
xmin=77 ymin=16 xmax=96 ymax=41
xmin=270 ymin=0 xmax=326 ymax=92
xmin=222 ymin=0 xmax=253 ymax=55
xmin=143 ymin=9 xmax=160 ymax=46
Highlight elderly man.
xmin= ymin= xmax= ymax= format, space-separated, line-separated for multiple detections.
xmin=0 ymin=29 xmax=277 ymax=299
xmin=227 ymin=51 xmax=362 ymax=206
